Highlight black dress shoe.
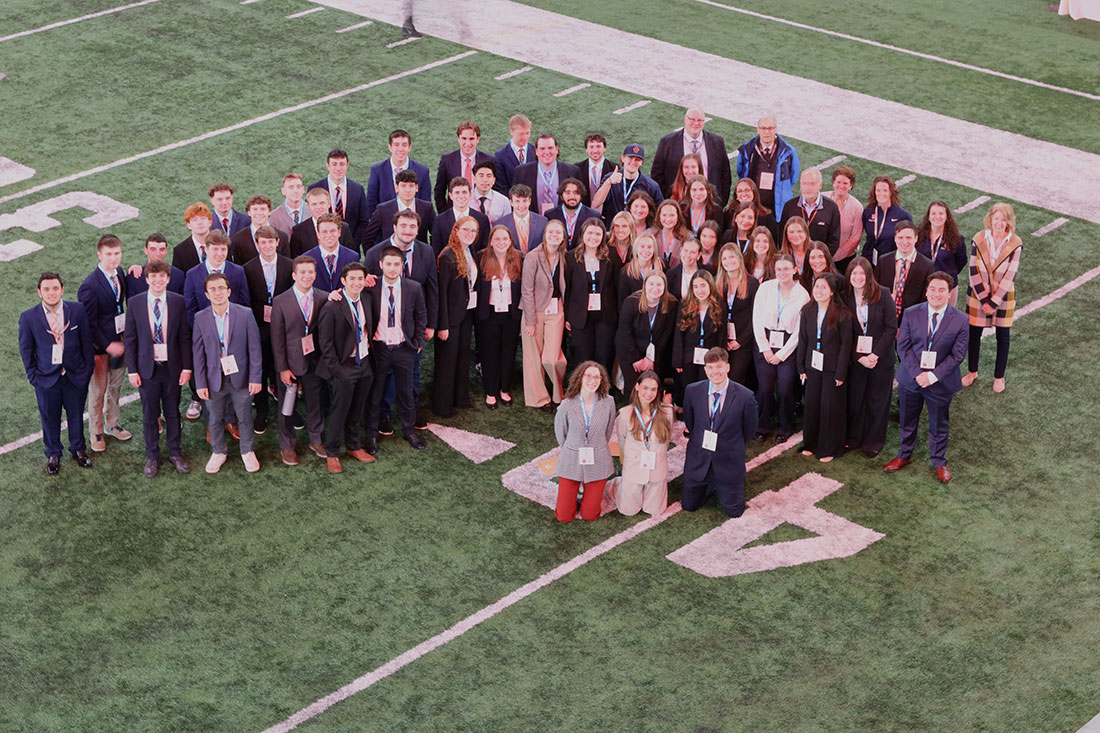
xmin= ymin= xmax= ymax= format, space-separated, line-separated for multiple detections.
xmin=862 ymin=448 xmax=880 ymax=459
xmin=540 ymin=403 xmax=556 ymax=414
xmin=365 ymin=437 xmax=378 ymax=456
xmin=46 ymin=456 xmax=60 ymax=476
xmin=754 ymin=432 xmax=769 ymax=443
xmin=253 ymin=418 xmax=267 ymax=435
xmin=404 ymin=432 xmax=426 ymax=450
xmin=144 ymin=459 xmax=159 ymax=478
xmin=290 ymin=412 xmax=306 ymax=429
xmin=170 ymin=455 xmax=191 ymax=474
xmin=775 ymin=433 xmax=791 ymax=444
xmin=73 ymin=451 xmax=93 ymax=468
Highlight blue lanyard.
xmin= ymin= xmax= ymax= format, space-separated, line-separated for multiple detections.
xmin=263 ymin=262 xmax=276 ymax=302
xmin=927 ymin=311 xmax=942 ymax=349
xmin=622 ymin=175 xmax=638 ymax=202
xmin=585 ymin=256 xmax=599 ymax=292
xmin=346 ymin=291 xmax=363 ymax=340
xmin=857 ymin=301 xmax=868 ymax=334
xmin=579 ymin=398 xmax=594 ymax=444
xmin=214 ymin=310 xmax=229 ymax=355
xmin=708 ymin=391 xmax=721 ymax=430
xmin=647 ymin=307 xmax=657 ymax=337
xmin=632 ymin=405 xmax=654 ymax=450
xmin=816 ymin=306 xmax=825 ymax=349
xmin=698 ymin=306 xmax=708 ymax=346
xmin=299 ymin=292 xmax=313 ymax=334
xmin=775 ymin=287 xmax=793 ymax=329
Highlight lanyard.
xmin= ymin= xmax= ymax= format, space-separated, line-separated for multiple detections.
xmin=775 ymin=286 xmax=793 ymax=330
xmin=45 ymin=307 xmax=66 ymax=344
xmin=585 ymin=255 xmax=599 ymax=292
xmin=549 ymin=254 xmax=559 ymax=284
xmin=647 ymin=307 xmax=657 ymax=338
xmin=633 ymin=405 xmax=654 ymax=450
xmin=872 ymin=206 xmax=887 ymax=241
xmin=660 ymin=231 xmax=674 ymax=261
xmin=737 ymin=236 xmax=749 ymax=254
xmin=727 ymin=289 xmax=735 ymax=313
xmin=856 ymin=300 xmax=868 ymax=334
xmin=690 ymin=206 xmax=704 ymax=233
xmin=263 ymin=261 xmax=276 ymax=303
xmin=698 ymin=305 xmax=708 ymax=346
xmin=927 ymin=310 xmax=942 ymax=349
xmin=565 ymin=211 xmax=578 ymax=238
xmin=816 ymin=307 xmax=825 ymax=349
xmin=465 ymin=249 xmax=477 ymax=292
xmin=579 ymin=398 xmax=594 ymax=444
xmin=299 ymin=291 xmax=313 ymax=334
xmin=622 ymin=175 xmax=638 ymax=202
xmin=214 ymin=309 xmax=229 ymax=355
xmin=802 ymin=201 xmax=819 ymax=226
xmin=346 ymin=291 xmax=363 ymax=340
xmin=930 ymin=233 xmax=943 ymax=260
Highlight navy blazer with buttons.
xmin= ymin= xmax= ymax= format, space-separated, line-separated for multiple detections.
xmin=545 ymin=204 xmax=603 ymax=249
xmin=368 ymin=277 xmax=428 ymax=351
xmin=362 ymin=198 xmax=435 ymax=246
xmin=183 ymin=261 xmax=251 ymax=326
xmin=210 ymin=209 xmax=251 ymax=237
xmin=493 ymin=142 xmax=536 ymax=195
xmin=365 ymin=158 xmax=432 ymax=224
xmin=307 ymin=176 xmax=371 ymax=246
xmin=19 ymin=301 xmax=95 ymax=389
xmin=126 ymin=264 xmax=185 ymax=297
xmin=363 ymin=239 xmax=439 ymax=331
xmin=77 ymin=266 xmax=127 ymax=354
xmin=124 ymin=290 xmax=192 ymax=381
xmin=682 ymin=378 xmax=758 ymax=485
xmin=434 ymin=149 xmax=494 ymax=212
xmin=305 ymin=245 xmax=360 ymax=294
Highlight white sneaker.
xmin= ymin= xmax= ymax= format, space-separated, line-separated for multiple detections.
xmin=242 ymin=451 xmax=260 ymax=473
xmin=186 ymin=400 xmax=202 ymax=420
xmin=205 ymin=452 xmax=227 ymax=474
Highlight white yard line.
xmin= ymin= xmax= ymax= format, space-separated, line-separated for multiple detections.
xmin=0 ymin=51 xmax=477 ymax=208
xmin=613 ymin=100 xmax=650 ymax=115
xmin=0 ymin=393 xmax=140 ymax=455
xmin=285 ymin=6 xmax=324 ymax=18
xmin=495 ymin=65 xmax=533 ymax=80
xmin=954 ymin=195 xmax=990 ymax=214
xmin=808 ymin=155 xmax=847 ymax=171
xmin=240 ymin=0 xmax=263 ymax=4
xmin=895 ymin=174 xmax=917 ymax=187
xmin=1031 ymin=217 xmax=1069 ymax=237
xmin=553 ymin=82 xmax=590 ymax=97
xmin=385 ymin=37 xmax=419 ymax=48
xmin=335 ymin=19 xmax=372 ymax=31
xmin=0 ymin=0 xmax=161 ymax=44
xmin=1078 ymin=710 xmax=1100 ymax=732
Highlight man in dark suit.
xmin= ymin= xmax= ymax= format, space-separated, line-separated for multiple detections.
xmin=229 ymin=195 xmax=291 ymax=265
xmin=875 ymin=221 xmax=933 ymax=321
xmin=19 ymin=272 xmax=95 ymax=474
xmin=364 ymin=246 xmax=429 ymax=453
xmin=183 ymin=230 xmax=251 ymax=327
xmin=365 ymin=129 xmax=432 ymax=224
xmin=171 ymin=202 xmax=214 ymax=274
xmin=574 ymin=133 xmax=616 ymax=208
xmin=269 ymin=172 xmax=309 ymax=239
xmin=779 ymin=168 xmax=842 ymax=254
xmin=307 ymin=148 xmax=371 ymax=247
xmin=591 ymin=143 xmax=664 ymax=223
xmin=126 ymin=233 xmax=185 ymax=296
xmin=651 ymin=107 xmax=733 ymax=205
xmin=317 ymin=262 xmax=376 ymax=473
xmin=681 ymin=348 xmax=759 ymax=518
xmin=497 ymin=184 xmax=546 ymax=255
xmin=77 ymin=234 xmax=131 ymax=453
xmin=208 ymin=182 xmax=251 ymax=237
xmin=270 ymin=256 xmax=329 ymax=466
xmin=242 ymin=226 xmax=294 ymax=434
xmin=434 ymin=120 xmax=493 ymax=213
xmin=363 ymin=168 xmax=435 ymax=246
xmin=192 ymin=271 xmax=263 ymax=474
xmin=512 ymin=134 xmax=581 ymax=216
xmin=430 ymin=178 xmax=490 ymax=255
xmin=885 ymin=272 xmax=968 ymax=483
xmin=124 ymin=260 xmax=192 ymax=477
xmin=289 ymin=188 xmax=357 ymax=257
xmin=305 ymin=213 xmax=361 ymax=293
xmin=493 ymin=113 xmax=534 ymax=195
xmin=364 ymin=210 xmax=437 ymax=436
xmin=546 ymin=178 xmax=602 ymax=249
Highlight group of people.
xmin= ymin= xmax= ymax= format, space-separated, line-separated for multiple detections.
xmin=19 ymin=108 xmax=1023 ymax=512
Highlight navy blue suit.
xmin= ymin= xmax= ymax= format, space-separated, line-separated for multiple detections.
xmin=895 ymin=303 xmax=968 ymax=467
xmin=305 ymin=245 xmax=361 ymax=293
xmin=434 ymin=150 xmax=494 ymax=212
xmin=126 ymin=265 xmax=185 ymax=297
xmin=493 ymin=142 xmax=535 ymax=195
xmin=308 ymin=177 xmax=371 ymax=246
xmin=546 ymin=204 xmax=603 ymax=249
xmin=183 ymin=261 xmax=250 ymax=326
xmin=365 ymin=158 xmax=431 ymax=224
xmin=497 ymin=212 xmax=547 ymax=255
xmin=682 ymin=379 xmax=759 ymax=518
xmin=77 ymin=266 xmax=127 ymax=355
xmin=19 ymin=301 xmax=95 ymax=458
xmin=363 ymin=198 xmax=435 ymax=246
xmin=211 ymin=209 xmax=251 ymax=237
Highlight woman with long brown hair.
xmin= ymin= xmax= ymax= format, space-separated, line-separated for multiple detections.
xmin=476 ymin=225 xmax=523 ymax=409
xmin=798 ymin=240 xmax=839 ymax=292
xmin=554 ymin=361 xmax=616 ymax=522
xmin=680 ymin=174 xmax=722 ymax=237
xmin=916 ymin=200 xmax=968 ymax=303
xmin=649 ymin=199 xmax=688 ymax=268
xmin=668 ymin=152 xmax=704 ymax=203
xmin=723 ymin=200 xmax=758 ymax=252
xmin=432 ymin=216 xmax=479 ymax=417
xmin=796 ymin=272 xmax=852 ymax=461
xmin=565 ymin=218 xmax=617 ymax=372
xmin=844 ymin=256 xmax=896 ymax=457
xmin=743 ymin=225 xmax=778 ymax=283
xmin=725 ymin=177 xmax=778 ymax=240
xmin=673 ymin=270 xmax=725 ymax=397
xmin=609 ymin=371 xmax=675 ymax=516
xmin=615 ymin=271 xmax=677 ymax=398
xmin=780 ymin=215 xmax=811 ymax=276
xmin=714 ymin=243 xmax=759 ymax=385
xmin=697 ymin=219 xmax=721 ymax=273
xmin=860 ymin=175 xmax=910 ymax=266
xmin=607 ymin=210 xmax=636 ymax=271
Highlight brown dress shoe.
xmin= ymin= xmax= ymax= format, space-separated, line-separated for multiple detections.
xmin=281 ymin=449 xmax=299 ymax=466
xmin=346 ymin=449 xmax=376 ymax=463
xmin=884 ymin=457 xmax=912 ymax=472
xmin=326 ymin=456 xmax=343 ymax=473
xmin=936 ymin=465 xmax=952 ymax=483
xmin=226 ymin=423 xmax=241 ymax=441
xmin=309 ymin=443 xmax=326 ymax=458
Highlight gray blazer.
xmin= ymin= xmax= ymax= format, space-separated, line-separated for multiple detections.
xmin=521 ymin=245 xmax=567 ymax=327
xmin=555 ymin=395 xmax=616 ymax=482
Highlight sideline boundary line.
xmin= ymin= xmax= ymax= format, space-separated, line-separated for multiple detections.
xmin=0 ymin=0 xmax=161 ymax=44
xmin=0 ymin=51 xmax=477 ymax=207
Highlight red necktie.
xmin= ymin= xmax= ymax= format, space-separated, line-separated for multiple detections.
xmin=222 ymin=217 xmax=229 ymax=231
xmin=517 ymin=148 xmax=525 ymax=164
xmin=463 ymin=157 xmax=473 ymax=186
xmin=893 ymin=259 xmax=909 ymax=318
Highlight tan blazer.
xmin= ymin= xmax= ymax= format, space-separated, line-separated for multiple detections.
xmin=521 ymin=245 xmax=567 ymax=327
xmin=615 ymin=403 xmax=675 ymax=485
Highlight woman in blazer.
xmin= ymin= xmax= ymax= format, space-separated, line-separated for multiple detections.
xmin=797 ymin=272 xmax=852 ymax=461
xmin=615 ymin=271 xmax=677 ymax=398
xmin=432 ymin=216 xmax=479 ymax=418
xmin=844 ymin=257 xmax=896 ymax=457
xmin=697 ymin=219 xmax=722 ymax=273
xmin=722 ymin=200 xmax=758 ymax=253
xmin=743 ymin=225 xmax=777 ymax=283
xmin=798 ymin=240 xmax=839 ymax=292
xmin=679 ymin=175 xmax=723 ymax=238
xmin=752 ymin=254 xmax=810 ymax=442
xmin=617 ymin=232 xmax=664 ymax=308
xmin=715 ymin=243 xmax=760 ymax=386
xmin=672 ymin=270 xmax=725 ymax=397
xmin=565 ymin=218 xmax=617 ymax=373
xmin=607 ymin=210 xmax=635 ymax=272
xmin=554 ymin=361 xmax=616 ymax=522
xmin=860 ymin=176 xmax=911 ymax=266
xmin=780 ymin=215 xmax=811 ymax=277
xmin=476 ymin=225 xmax=523 ymax=409
xmin=520 ymin=219 xmax=568 ymax=410
xmin=648 ymin=200 xmax=687 ymax=268
xmin=609 ymin=372 xmax=675 ymax=516
xmin=963 ymin=202 xmax=1023 ymax=393
xmin=665 ymin=237 xmax=702 ymax=302
xmin=916 ymin=200 xmax=968 ymax=303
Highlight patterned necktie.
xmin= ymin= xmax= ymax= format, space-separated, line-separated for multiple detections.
xmin=710 ymin=391 xmax=721 ymax=430
xmin=108 ymin=273 xmax=119 ymax=299
xmin=463 ymin=157 xmax=473 ymax=185
xmin=153 ymin=298 xmax=164 ymax=356
xmin=292 ymin=207 xmax=300 ymax=225
xmin=326 ymin=253 xmax=336 ymax=282
xmin=517 ymin=147 xmax=525 ymax=164
xmin=388 ymin=286 xmax=396 ymax=328
xmin=893 ymin=259 xmax=909 ymax=317
xmin=334 ymin=187 xmax=344 ymax=220
xmin=691 ymin=138 xmax=700 ymax=154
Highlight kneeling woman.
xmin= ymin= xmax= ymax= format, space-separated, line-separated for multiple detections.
xmin=797 ymin=273 xmax=852 ymax=462
xmin=610 ymin=372 xmax=674 ymax=516
xmin=554 ymin=362 xmax=616 ymax=522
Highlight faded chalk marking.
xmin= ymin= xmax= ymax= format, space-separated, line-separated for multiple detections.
xmin=983 ymin=261 xmax=1100 ymax=340
xmin=809 ymin=155 xmax=847 ymax=171
xmin=425 ymin=423 xmax=515 ymax=464
xmin=553 ymin=83 xmax=590 ymax=97
xmin=0 ymin=393 xmax=140 ymax=455
xmin=1031 ymin=217 xmax=1069 ymax=237
xmin=954 ymin=195 xmax=990 ymax=214
xmin=335 ymin=19 xmax=372 ymax=31
xmin=895 ymin=174 xmax=917 ymax=187
xmin=0 ymin=158 xmax=35 ymax=188
xmin=613 ymin=100 xmax=651 ymax=115
xmin=286 ymin=6 xmax=324 ymax=17
xmin=0 ymin=0 xmax=161 ymax=44
xmin=0 ymin=239 xmax=43 ymax=262
xmin=386 ymin=37 xmax=420 ymax=48
xmin=240 ymin=0 xmax=263 ymax=4
xmin=495 ymin=65 xmax=533 ymax=80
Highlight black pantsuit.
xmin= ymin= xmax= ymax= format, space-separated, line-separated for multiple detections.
xmin=614 ymin=293 xmax=675 ymax=398
xmin=564 ymin=253 xmax=617 ymax=373
xmin=368 ymin=344 xmax=417 ymax=432
xmin=723 ymin=277 xmax=759 ymax=388
xmin=672 ymin=304 xmax=726 ymax=392
xmin=434 ymin=248 xmax=477 ymax=417
xmin=139 ymin=366 xmax=182 ymax=460
xmin=796 ymin=305 xmax=853 ymax=458
xmin=845 ymin=288 xmax=897 ymax=455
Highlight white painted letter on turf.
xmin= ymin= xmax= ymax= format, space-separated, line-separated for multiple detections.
xmin=0 ymin=191 xmax=139 ymax=262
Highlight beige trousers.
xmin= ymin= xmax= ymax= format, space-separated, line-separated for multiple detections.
xmin=521 ymin=308 xmax=566 ymax=407
xmin=88 ymin=353 xmax=124 ymax=435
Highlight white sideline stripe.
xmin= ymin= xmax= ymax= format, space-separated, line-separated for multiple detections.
xmin=983 ymin=261 xmax=1100 ymax=342
xmin=262 ymin=434 xmax=801 ymax=732
xmin=385 ymin=37 xmax=419 ymax=48
xmin=0 ymin=51 xmax=477 ymax=208
xmin=335 ymin=19 xmax=372 ymax=31
xmin=954 ymin=195 xmax=990 ymax=214
xmin=553 ymin=82 xmax=590 ymax=97
xmin=895 ymin=174 xmax=917 ymax=187
xmin=240 ymin=0 xmax=263 ymax=4
xmin=809 ymin=155 xmax=847 ymax=171
xmin=0 ymin=0 xmax=161 ymax=44
xmin=286 ymin=6 xmax=324 ymax=17
xmin=0 ymin=393 xmax=140 ymax=456
xmin=689 ymin=0 xmax=1100 ymax=103
xmin=613 ymin=100 xmax=650 ymax=115
xmin=1077 ymin=710 xmax=1100 ymax=732
xmin=495 ymin=65 xmax=532 ymax=80
xmin=1031 ymin=217 xmax=1069 ymax=237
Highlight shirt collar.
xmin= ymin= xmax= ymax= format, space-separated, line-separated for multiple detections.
xmin=708 ymin=379 xmax=728 ymax=398
xmin=896 ymin=249 xmax=916 ymax=264
xmin=799 ymin=194 xmax=822 ymax=211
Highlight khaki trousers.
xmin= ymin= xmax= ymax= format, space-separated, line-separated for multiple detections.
xmin=521 ymin=308 xmax=566 ymax=407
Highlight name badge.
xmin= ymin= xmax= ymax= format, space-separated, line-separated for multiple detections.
xmin=220 ymin=354 xmax=239 ymax=375
xmin=153 ymin=344 xmax=168 ymax=361
xmin=811 ymin=349 xmax=824 ymax=371
xmin=386 ymin=332 xmax=401 ymax=345
xmin=544 ymin=298 xmax=559 ymax=316
xmin=51 ymin=343 xmax=64 ymax=365
xmin=856 ymin=335 xmax=873 ymax=354
xmin=358 ymin=338 xmax=370 ymax=360
xmin=702 ymin=429 xmax=718 ymax=451
xmin=301 ymin=333 xmax=315 ymax=355
xmin=115 ymin=313 xmax=126 ymax=334
xmin=263 ymin=305 xmax=272 ymax=323
xmin=727 ymin=322 xmax=737 ymax=341
xmin=639 ymin=450 xmax=656 ymax=470
xmin=769 ymin=330 xmax=785 ymax=349
xmin=645 ymin=342 xmax=655 ymax=362
xmin=587 ymin=293 xmax=601 ymax=311
xmin=920 ymin=350 xmax=937 ymax=370
xmin=578 ymin=446 xmax=595 ymax=465
xmin=693 ymin=346 xmax=708 ymax=365
xmin=494 ymin=300 xmax=509 ymax=313
xmin=758 ymin=171 xmax=775 ymax=190
xmin=467 ymin=291 xmax=477 ymax=310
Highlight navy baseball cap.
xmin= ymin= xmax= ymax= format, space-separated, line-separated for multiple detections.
xmin=623 ymin=143 xmax=645 ymax=159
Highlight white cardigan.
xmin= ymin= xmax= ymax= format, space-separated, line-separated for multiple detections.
xmin=752 ymin=279 xmax=810 ymax=361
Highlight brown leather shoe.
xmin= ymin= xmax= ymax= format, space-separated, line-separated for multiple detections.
xmin=326 ymin=456 xmax=342 ymax=473
xmin=281 ymin=449 xmax=299 ymax=466
xmin=936 ymin=465 xmax=952 ymax=483
xmin=346 ymin=449 xmax=376 ymax=463
xmin=884 ymin=457 xmax=911 ymax=472
xmin=309 ymin=443 xmax=326 ymax=458
xmin=226 ymin=423 xmax=241 ymax=441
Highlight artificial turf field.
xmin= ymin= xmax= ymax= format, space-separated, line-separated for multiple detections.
xmin=0 ymin=0 xmax=1098 ymax=730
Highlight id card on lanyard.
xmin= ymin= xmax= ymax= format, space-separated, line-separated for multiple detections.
xmin=633 ymin=406 xmax=657 ymax=470
xmin=578 ymin=398 xmax=596 ymax=465
xmin=586 ymin=256 xmax=600 ymax=311
xmin=300 ymin=293 xmax=315 ymax=354
xmin=855 ymin=301 xmax=872 ymax=354
xmin=216 ymin=310 xmax=238 ymax=375
xmin=921 ymin=311 xmax=941 ymax=369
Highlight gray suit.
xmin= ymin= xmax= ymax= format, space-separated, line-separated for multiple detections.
xmin=554 ymin=395 xmax=616 ymax=482
xmin=192 ymin=302 xmax=262 ymax=454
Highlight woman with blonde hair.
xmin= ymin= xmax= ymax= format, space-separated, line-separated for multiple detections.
xmin=607 ymin=210 xmax=636 ymax=271
xmin=617 ymin=231 xmax=664 ymax=305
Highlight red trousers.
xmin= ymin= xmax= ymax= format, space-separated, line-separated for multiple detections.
xmin=555 ymin=478 xmax=606 ymax=522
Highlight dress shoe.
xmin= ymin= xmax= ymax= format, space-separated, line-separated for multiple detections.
xmin=414 ymin=416 xmax=428 ymax=430
xmin=936 ymin=465 xmax=952 ymax=483
xmin=45 ymin=456 xmax=60 ymax=476
xmin=500 ymin=393 xmax=513 ymax=406
xmin=347 ymin=449 xmax=376 ymax=463
xmin=206 ymin=452 xmax=227 ymax=474
xmin=108 ymin=425 xmax=132 ymax=441
xmin=883 ymin=457 xmax=911 ymax=472
xmin=186 ymin=400 xmax=202 ymax=420
xmin=402 ymin=16 xmax=422 ymax=37
xmin=961 ymin=371 xmax=978 ymax=387
xmin=993 ymin=377 xmax=1006 ymax=394
xmin=144 ymin=459 xmax=159 ymax=478
xmin=169 ymin=455 xmax=191 ymax=474
xmin=309 ymin=442 xmax=326 ymax=458
xmin=327 ymin=456 xmax=343 ymax=473
xmin=281 ymin=449 xmax=299 ymax=466
xmin=290 ymin=412 xmax=306 ymax=429
xmin=485 ymin=398 xmax=498 ymax=410
xmin=404 ymin=431 xmax=426 ymax=450
xmin=540 ymin=403 xmax=555 ymax=414
xmin=775 ymin=433 xmax=791 ymax=444
xmin=90 ymin=434 xmax=106 ymax=452
xmin=242 ymin=451 xmax=260 ymax=473
xmin=862 ymin=448 xmax=880 ymax=459
xmin=226 ymin=423 xmax=241 ymax=441
xmin=378 ymin=417 xmax=394 ymax=436
xmin=754 ymin=432 xmax=769 ymax=443
xmin=365 ymin=437 xmax=378 ymax=456
xmin=73 ymin=451 xmax=93 ymax=468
